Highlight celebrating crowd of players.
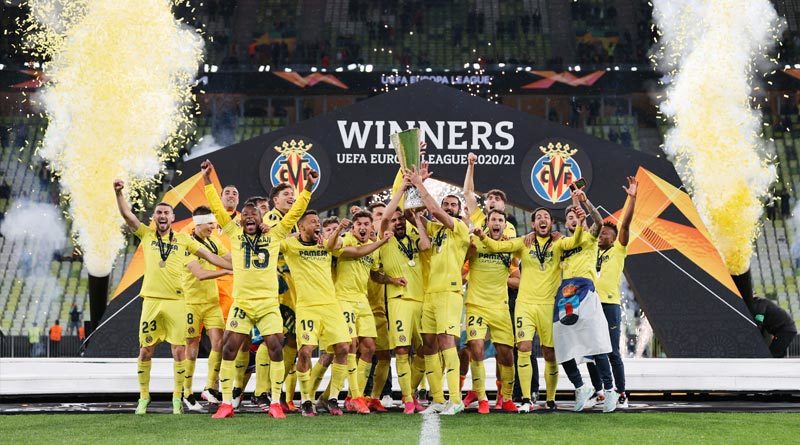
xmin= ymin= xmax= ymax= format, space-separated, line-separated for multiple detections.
xmin=113 ymin=150 xmax=638 ymax=417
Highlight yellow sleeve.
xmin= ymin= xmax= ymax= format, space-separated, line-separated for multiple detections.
xmin=371 ymin=250 xmax=381 ymax=271
xmin=556 ymin=225 xmax=584 ymax=251
xmin=278 ymin=189 xmax=312 ymax=236
xmin=453 ymin=218 xmax=469 ymax=241
xmin=481 ymin=236 xmax=524 ymax=253
xmin=331 ymin=234 xmax=356 ymax=256
xmin=204 ymin=184 xmax=231 ymax=227
xmin=185 ymin=236 xmax=204 ymax=255
xmin=390 ymin=168 xmax=405 ymax=209
xmin=133 ymin=224 xmax=152 ymax=239
xmin=469 ymin=208 xmax=485 ymax=229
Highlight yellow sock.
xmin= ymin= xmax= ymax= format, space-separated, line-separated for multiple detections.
xmin=283 ymin=344 xmax=298 ymax=402
xmin=517 ymin=351 xmax=533 ymax=400
xmin=329 ymin=362 xmax=348 ymax=401
xmin=424 ymin=354 xmax=445 ymax=403
xmin=254 ymin=344 xmax=271 ymax=396
xmin=346 ymin=354 xmax=362 ymax=398
xmin=137 ymin=359 xmax=152 ymax=400
xmin=441 ymin=347 xmax=461 ymax=404
xmin=396 ymin=354 xmax=413 ymax=402
xmin=173 ymin=360 xmax=186 ymax=399
xmin=357 ymin=358 xmax=372 ymax=398
xmin=206 ymin=350 xmax=221 ymax=390
xmin=411 ymin=354 xmax=426 ymax=392
xmin=470 ymin=360 xmax=486 ymax=400
xmin=269 ymin=359 xmax=285 ymax=403
xmin=544 ymin=360 xmax=559 ymax=402
xmin=233 ymin=350 xmax=248 ymax=389
xmin=283 ymin=344 xmax=298 ymax=376
xmin=183 ymin=359 xmax=196 ymax=396
xmin=297 ymin=369 xmax=311 ymax=402
xmin=499 ymin=364 xmax=515 ymax=400
xmin=220 ymin=358 xmax=235 ymax=402
xmin=370 ymin=359 xmax=390 ymax=399
xmin=310 ymin=359 xmax=329 ymax=394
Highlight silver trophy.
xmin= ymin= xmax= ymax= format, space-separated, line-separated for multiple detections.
xmin=390 ymin=128 xmax=426 ymax=209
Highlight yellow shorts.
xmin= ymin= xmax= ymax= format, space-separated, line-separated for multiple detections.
xmin=465 ymin=304 xmax=514 ymax=347
xmin=339 ymin=298 xmax=377 ymax=339
xmin=514 ymin=303 xmax=554 ymax=347
xmin=296 ymin=302 xmax=351 ymax=350
xmin=421 ymin=291 xmax=463 ymax=336
xmin=388 ymin=297 xmax=422 ymax=349
xmin=186 ymin=301 xmax=225 ymax=338
xmin=139 ymin=297 xmax=187 ymax=347
xmin=225 ymin=299 xmax=283 ymax=337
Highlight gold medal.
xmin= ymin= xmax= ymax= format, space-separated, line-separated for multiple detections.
xmin=539 ymin=263 xmax=545 ymax=271
xmin=436 ymin=246 xmax=442 ymax=254
xmin=258 ymin=252 xmax=266 ymax=262
xmin=408 ymin=259 xmax=416 ymax=267
xmin=159 ymin=260 xmax=166 ymax=268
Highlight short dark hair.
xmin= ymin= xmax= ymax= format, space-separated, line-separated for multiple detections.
xmin=564 ymin=205 xmax=580 ymax=219
xmin=241 ymin=202 xmax=260 ymax=215
xmin=485 ymin=189 xmax=507 ymax=203
xmin=322 ymin=216 xmax=340 ymax=228
xmin=268 ymin=183 xmax=293 ymax=206
xmin=192 ymin=205 xmax=212 ymax=216
xmin=601 ymin=221 xmax=618 ymax=236
xmin=367 ymin=201 xmax=386 ymax=212
xmin=300 ymin=209 xmax=318 ymax=222
xmin=487 ymin=209 xmax=506 ymax=220
xmin=531 ymin=207 xmax=551 ymax=221
xmin=352 ymin=210 xmax=373 ymax=222
xmin=155 ymin=202 xmax=174 ymax=211
xmin=442 ymin=194 xmax=462 ymax=210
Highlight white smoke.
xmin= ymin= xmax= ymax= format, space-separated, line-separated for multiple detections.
xmin=183 ymin=135 xmax=224 ymax=161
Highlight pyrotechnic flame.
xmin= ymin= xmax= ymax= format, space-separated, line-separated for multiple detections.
xmin=23 ymin=0 xmax=204 ymax=276
xmin=652 ymin=0 xmax=783 ymax=275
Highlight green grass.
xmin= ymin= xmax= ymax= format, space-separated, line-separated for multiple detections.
xmin=1 ymin=413 xmax=799 ymax=444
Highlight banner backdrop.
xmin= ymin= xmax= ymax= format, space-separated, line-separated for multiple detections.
xmin=85 ymin=81 xmax=769 ymax=358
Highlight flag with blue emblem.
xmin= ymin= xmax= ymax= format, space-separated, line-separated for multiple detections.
xmin=552 ymin=277 xmax=612 ymax=363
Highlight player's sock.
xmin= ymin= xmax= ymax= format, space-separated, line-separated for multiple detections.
xmin=233 ymin=350 xmax=248 ymax=388
xmin=173 ymin=360 xmax=186 ymax=399
xmin=470 ymin=360 xmax=486 ymax=401
xmin=270 ymin=359 xmax=285 ymax=403
xmin=357 ymin=358 xmax=372 ymax=397
xmin=283 ymin=344 xmax=298 ymax=376
xmin=283 ymin=345 xmax=298 ymax=404
xmin=137 ymin=359 xmax=152 ymax=400
xmin=396 ymin=354 xmax=413 ymax=402
xmin=220 ymin=358 xmax=236 ymax=402
xmin=297 ymin=369 xmax=311 ymax=401
xmin=498 ymin=364 xmax=515 ymax=400
xmin=441 ymin=347 xmax=462 ymax=404
xmin=544 ymin=360 xmax=559 ymax=401
xmin=255 ymin=344 xmax=271 ymax=396
xmin=424 ymin=353 xmax=445 ymax=403
xmin=206 ymin=350 xmax=221 ymax=390
xmin=183 ymin=359 xmax=196 ymax=397
xmin=370 ymin=359 xmax=390 ymax=399
xmin=310 ymin=359 xmax=329 ymax=393
xmin=329 ymin=362 xmax=348 ymax=401
xmin=347 ymin=353 xmax=362 ymax=398
xmin=517 ymin=351 xmax=533 ymax=400
xmin=411 ymin=354 xmax=426 ymax=391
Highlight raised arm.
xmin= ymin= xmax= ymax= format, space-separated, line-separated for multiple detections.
xmin=327 ymin=218 xmax=350 ymax=252
xmin=572 ymin=189 xmax=602 ymax=238
xmin=406 ymin=167 xmax=453 ymax=229
xmin=471 ymin=227 xmax=523 ymax=253
xmin=195 ymin=248 xmax=233 ymax=270
xmin=113 ymin=180 xmax=142 ymax=231
xmin=618 ymin=176 xmax=638 ymax=246
xmin=381 ymin=176 xmax=411 ymax=234
xmin=279 ymin=170 xmax=319 ymax=232
xmin=463 ymin=153 xmax=479 ymax=219
xmin=558 ymin=208 xmax=586 ymax=250
xmin=201 ymin=160 xmax=232 ymax=227
xmin=340 ymin=231 xmax=393 ymax=258
xmin=187 ymin=260 xmax=232 ymax=280
xmin=411 ymin=210 xmax=432 ymax=251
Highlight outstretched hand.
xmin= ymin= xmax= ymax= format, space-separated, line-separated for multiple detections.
xmin=306 ymin=169 xmax=320 ymax=186
xmin=201 ymin=159 xmax=213 ymax=180
xmin=623 ymin=176 xmax=638 ymax=197
xmin=113 ymin=179 xmax=124 ymax=192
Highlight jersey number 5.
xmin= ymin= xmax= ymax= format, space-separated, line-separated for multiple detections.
xmin=242 ymin=243 xmax=269 ymax=269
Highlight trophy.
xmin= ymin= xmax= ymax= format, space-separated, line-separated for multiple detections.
xmin=390 ymin=128 xmax=426 ymax=209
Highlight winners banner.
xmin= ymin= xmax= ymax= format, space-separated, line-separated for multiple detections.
xmin=85 ymin=81 xmax=769 ymax=358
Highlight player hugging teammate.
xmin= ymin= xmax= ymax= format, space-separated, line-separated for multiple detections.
xmin=115 ymin=147 xmax=637 ymax=416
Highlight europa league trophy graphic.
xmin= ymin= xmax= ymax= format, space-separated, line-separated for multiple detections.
xmin=390 ymin=128 xmax=426 ymax=209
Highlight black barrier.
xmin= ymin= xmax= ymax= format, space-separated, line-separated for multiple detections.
xmin=86 ymin=81 xmax=770 ymax=358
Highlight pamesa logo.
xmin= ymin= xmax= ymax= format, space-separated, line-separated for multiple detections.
xmin=530 ymin=142 xmax=583 ymax=204
xmin=269 ymin=139 xmax=321 ymax=193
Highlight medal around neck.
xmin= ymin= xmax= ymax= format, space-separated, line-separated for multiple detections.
xmin=390 ymin=128 xmax=425 ymax=210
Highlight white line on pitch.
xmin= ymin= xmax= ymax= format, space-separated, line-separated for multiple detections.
xmin=418 ymin=412 xmax=441 ymax=445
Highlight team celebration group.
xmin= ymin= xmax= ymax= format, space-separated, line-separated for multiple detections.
xmin=113 ymin=151 xmax=638 ymax=418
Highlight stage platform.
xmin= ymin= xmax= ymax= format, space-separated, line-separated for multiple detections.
xmin=2 ymin=357 xmax=799 ymax=397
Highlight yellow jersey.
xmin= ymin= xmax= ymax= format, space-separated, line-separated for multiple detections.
xmin=466 ymin=237 xmax=513 ymax=308
xmin=134 ymin=225 xmax=203 ymax=300
xmin=595 ymin=240 xmax=627 ymax=305
xmin=181 ymin=233 xmax=230 ymax=304
xmin=424 ymin=218 xmax=471 ymax=294
xmin=469 ymin=208 xmax=517 ymax=239
xmin=482 ymin=226 xmax=583 ymax=305
xmin=281 ymin=236 xmax=336 ymax=306
xmin=367 ymin=266 xmax=386 ymax=313
xmin=206 ymin=184 xmax=311 ymax=301
xmin=333 ymin=233 xmax=380 ymax=302
xmin=379 ymin=231 xmax=425 ymax=301
xmin=561 ymin=230 xmax=599 ymax=282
